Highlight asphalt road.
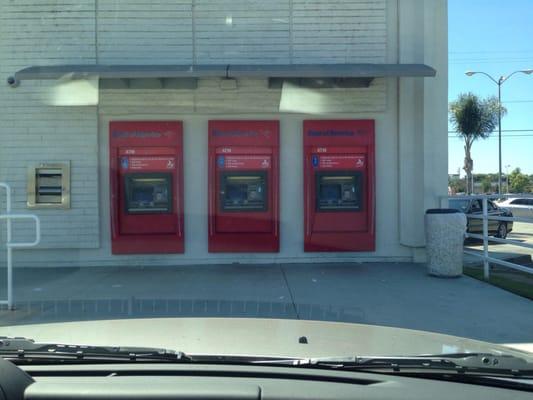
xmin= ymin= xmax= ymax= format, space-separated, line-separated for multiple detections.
xmin=509 ymin=222 xmax=533 ymax=240
xmin=465 ymin=222 xmax=533 ymax=265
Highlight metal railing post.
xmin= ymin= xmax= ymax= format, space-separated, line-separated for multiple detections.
xmin=6 ymin=245 xmax=13 ymax=309
xmin=0 ymin=183 xmax=41 ymax=310
xmin=482 ymin=197 xmax=489 ymax=280
xmin=0 ymin=183 xmax=13 ymax=308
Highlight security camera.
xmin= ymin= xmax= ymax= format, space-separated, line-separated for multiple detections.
xmin=7 ymin=76 xmax=19 ymax=87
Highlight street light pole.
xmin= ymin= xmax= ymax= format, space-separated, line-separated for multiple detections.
xmin=497 ymin=78 xmax=502 ymax=195
xmin=505 ymin=164 xmax=511 ymax=193
xmin=465 ymin=69 xmax=532 ymax=194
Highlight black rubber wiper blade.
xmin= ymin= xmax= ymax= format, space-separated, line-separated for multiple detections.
xmin=0 ymin=337 xmax=190 ymax=362
xmin=289 ymin=353 xmax=533 ymax=377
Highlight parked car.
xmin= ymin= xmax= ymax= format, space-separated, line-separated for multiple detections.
xmin=496 ymin=197 xmax=533 ymax=219
xmin=448 ymin=198 xmax=513 ymax=239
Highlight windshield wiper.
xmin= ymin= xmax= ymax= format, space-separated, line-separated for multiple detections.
xmin=2 ymin=338 xmax=531 ymax=379
xmin=273 ymin=353 xmax=533 ymax=377
xmin=0 ymin=337 xmax=190 ymax=363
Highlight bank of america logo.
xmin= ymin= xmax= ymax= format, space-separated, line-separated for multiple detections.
xmin=217 ymin=156 xmax=225 ymax=167
xmin=121 ymin=157 xmax=129 ymax=169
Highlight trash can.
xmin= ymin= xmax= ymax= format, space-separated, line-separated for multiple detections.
xmin=425 ymin=208 xmax=467 ymax=277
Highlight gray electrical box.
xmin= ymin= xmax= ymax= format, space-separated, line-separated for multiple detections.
xmin=27 ymin=162 xmax=70 ymax=209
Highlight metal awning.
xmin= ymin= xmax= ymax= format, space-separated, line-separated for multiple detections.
xmin=7 ymin=63 xmax=436 ymax=89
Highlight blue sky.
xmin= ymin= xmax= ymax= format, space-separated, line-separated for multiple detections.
xmin=448 ymin=0 xmax=533 ymax=175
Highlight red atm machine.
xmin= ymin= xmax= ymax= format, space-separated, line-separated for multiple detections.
xmin=208 ymin=120 xmax=279 ymax=252
xmin=109 ymin=121 xmax=184 ymax=254
xmin=303 ymin=120 xmax=375 ymax=252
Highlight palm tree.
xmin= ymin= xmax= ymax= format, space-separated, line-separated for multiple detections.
xmin=449 ymin=93 xmax=505 ymax=194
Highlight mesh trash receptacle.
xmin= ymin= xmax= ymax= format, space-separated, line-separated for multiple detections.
xmin=425 ymin=208 xmax=467 ymax=277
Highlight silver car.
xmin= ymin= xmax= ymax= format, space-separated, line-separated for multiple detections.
xmin=449 ymin=198 xmax=514 ymax=239
xmin=497 ymin=198 xmax=533 ymax=219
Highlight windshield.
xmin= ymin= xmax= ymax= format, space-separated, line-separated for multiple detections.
xmin=449 ymin=199 xmax=470 ymax=212
xmin=0 ymin=0 xmax=532 ymax=368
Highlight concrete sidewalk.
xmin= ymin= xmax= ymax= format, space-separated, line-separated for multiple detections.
xmin=0 ymin=262 xmax=532 ymax=344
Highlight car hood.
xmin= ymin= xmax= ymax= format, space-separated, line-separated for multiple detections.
xmin=0 ymin=318 xmax=531 ymax=359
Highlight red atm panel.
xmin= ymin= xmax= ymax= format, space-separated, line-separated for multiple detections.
xmin=304 ymin=120 xmax=375 ymax=252
xmin=208 ymin=120 xmax=279 ymax=252
xmin=110 ymin=121 xmax=184 ymax=254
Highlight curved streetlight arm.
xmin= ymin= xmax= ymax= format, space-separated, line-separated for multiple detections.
xmin=501 ymin=69 xmax=533 ymax=84
xmin=465 ymin=71 xmax=499 ymax=85
xmin=466 ymin=69 xmax=532 ymax=85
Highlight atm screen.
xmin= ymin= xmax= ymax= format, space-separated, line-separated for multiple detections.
xmin=320 ymin=184 xmax=342 ymax=203
xmin=316 ymin=172 xmax=362 ymax=211
xmin=124 ymin=173 xmax=172 ymax=214
xmin=220 ymin=172 xmax=267 ymax=212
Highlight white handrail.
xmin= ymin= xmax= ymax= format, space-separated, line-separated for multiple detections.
xmin=0 ymin=214 xmax=41 ymax=309
xmin=0 ymin=183 xmax=41 ymax=310
xmin=450 ymin=193 xmax=533 ymax=200
xmin=0 ymin=183 xmax=11 ymax=212
xmin=0 ymin=214 xmax=41 ymax=248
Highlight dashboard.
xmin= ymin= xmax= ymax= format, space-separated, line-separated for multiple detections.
xmin=1 ymin=358 xmax=532 ymax=400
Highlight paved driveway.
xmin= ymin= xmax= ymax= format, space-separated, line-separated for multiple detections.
xmin=0 ymin=262 xmax=532 ymax=344
xmin=464 ymin=222 xmax=533 ymax=265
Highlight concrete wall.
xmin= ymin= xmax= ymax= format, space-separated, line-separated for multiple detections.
xmin=0 ymin=0 xmax=448 ymax=267
xmin=98 ymin=0 xmax=388 ymax=65
xmin=397 ymin=0 xmax=448 ymax=261
xmin=0 ymin=0 xmax=99 ymax=249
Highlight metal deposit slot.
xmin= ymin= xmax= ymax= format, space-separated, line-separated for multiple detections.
xmin=27 ymin=162 xmax=70 ymax=209
xmin=316 ymin=173 xmax=362 ymax=211
xmin=221 ymin=173 xmax=267 ymax=212
xmin=125 ymin=174 xmax=172 ymax=214
xmin=36 ymin=170 xmax=63 ymax=203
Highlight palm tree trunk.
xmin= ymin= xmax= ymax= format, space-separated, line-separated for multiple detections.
xmin=463 ymin=142 xmax=473 ymax=195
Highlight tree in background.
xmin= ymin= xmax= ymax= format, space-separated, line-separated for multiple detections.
xmin=449 ymin=177 xmax=466 ymax=194
xmin=449 ymin=93 xmax=506 ymax=194
xmin=508 ymin=168 xmax=531 ymax=193
xmin=481 ymin=176 xmax=493 ymax=193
